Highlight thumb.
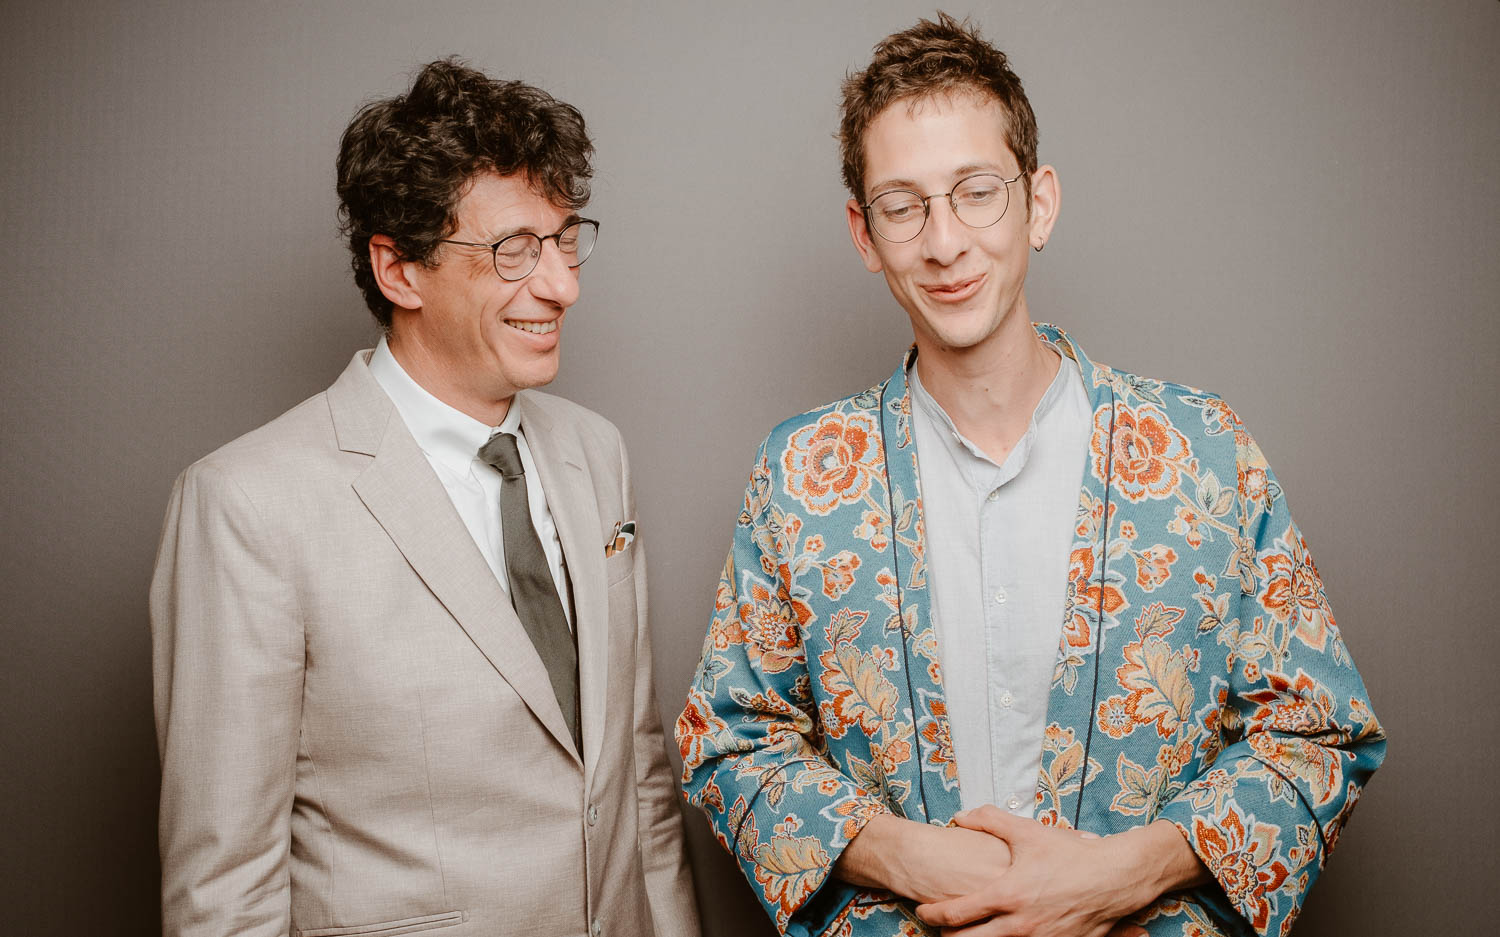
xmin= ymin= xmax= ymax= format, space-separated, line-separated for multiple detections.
xmin=950 ymin=804 xmax=1028 ymax=840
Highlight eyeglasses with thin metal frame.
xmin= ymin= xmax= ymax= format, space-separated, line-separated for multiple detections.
xmin=439 ymin=218 xmax=600 ymax=281
xmin=861 ymin=172 xmax=1023 ymax=243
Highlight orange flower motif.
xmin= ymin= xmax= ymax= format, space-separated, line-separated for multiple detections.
xmin=737 ymin=580 xmax=810 ymax=674
xmin=876 ymin=738 xmax=913 ymax=775
xmin=919 ymin=697 xmax=959 ymax=785
xmin=820 ymin=550 xmax=862 ymax=600
xmin=1168 ymin=505 xmax=1205 ymax=549
xmin=1192 ymin=809 xmax=1290 ymax=933
xmin=1096 ymin=696 xmax=1133 ymax=739
xmin=783 ymin=412 xmax=884 ymax=515
xmin=676 ymin=688 xmax=730 ymax=770
xmin=1065 ymin=546 xmax=1127 ymax=648
xmin=1092 ymin=403 xmax=1193 ymax=502
xmin=1135 ymin=544 xmax=1178 ymax=591
xmin=1258 ymin=526 xmax=1334 ymax=650
xmin=853 ymin=509 xmax=891 ymax=551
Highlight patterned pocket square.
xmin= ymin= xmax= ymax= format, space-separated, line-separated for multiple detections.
xmin=605 ymin=520 xmax=636 ymax=557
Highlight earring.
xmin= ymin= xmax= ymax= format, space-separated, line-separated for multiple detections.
xmin=1033 ymin=241 xmax=1045 ymax=252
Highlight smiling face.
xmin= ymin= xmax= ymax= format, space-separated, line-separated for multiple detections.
xmin=390 ymin=171 xmax=581 ymax=422
xmin=847 ymin=92 xmax=1056 ymax=363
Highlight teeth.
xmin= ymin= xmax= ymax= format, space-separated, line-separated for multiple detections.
xmin=506 ymin=320 xmax=557 ymax=335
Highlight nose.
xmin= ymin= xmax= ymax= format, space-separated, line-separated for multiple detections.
xmin=526 ymin=238 xmax=581 ymax=308
xmin=920 ymin=196 xmax=967 ymax=266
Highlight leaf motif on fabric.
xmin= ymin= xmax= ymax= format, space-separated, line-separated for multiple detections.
xmin=817 ymin=609 xmax=898 ymax=738
xmin=753 ymin=833 xmax=831 ymax=925
xmin=1195 ymin=469 xmax=1237 ymax=518
xmin=1134 ymin=601 xmax=1184 ymax=640
xmin=1115 ymin=636 xmax=1197 ymax=739
xmin=1111 ymin=753 xmax=1161 ymax=816
xmin=895 ymin=499 xmax=916 ymax=532
xmin=1053 ymin=652 xmax=1084 ymax=694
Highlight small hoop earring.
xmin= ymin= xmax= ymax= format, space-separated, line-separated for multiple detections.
xmin=1033 ymin=242 xmax=1045 ymax=252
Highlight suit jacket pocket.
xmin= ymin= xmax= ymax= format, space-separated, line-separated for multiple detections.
xmin=296 ymin=910 xmax=465 ymax=937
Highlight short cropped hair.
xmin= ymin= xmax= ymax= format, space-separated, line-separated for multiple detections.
xmin=336 ymin=58 xmax=594 ymax=328
xmin=839 ymin=13 xmax=1038 ymax=206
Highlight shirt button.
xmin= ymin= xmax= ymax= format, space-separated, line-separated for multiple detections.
xmin=987 ymin=488 xmax=1000 ymax=502
xmin=587 ymin=804 xmax=600 ymax=826
xmin=994 ymin=588 xmax=1007 ymax=605
xmin=999 ymin=690 xmax=1014 ymax=708
xmin=592 ymin=920 xmax=602 ymax=937
xmin=1006 ymin=794 xmax=1023 ymax=811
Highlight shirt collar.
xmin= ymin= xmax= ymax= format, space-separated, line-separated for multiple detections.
xmin=368 ymin=335 xmax=521 ymax=475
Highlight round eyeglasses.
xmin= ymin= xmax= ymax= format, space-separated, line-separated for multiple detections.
xmin=440 ymin=218 xmax=600 ymax=281
xmin=861 ymin=173 xmax=1023 ymax=243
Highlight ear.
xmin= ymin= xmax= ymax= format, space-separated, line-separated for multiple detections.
xmin=369 ymin=234 xmax=424 ymax=311
xmin=846 ymin=197 xmax=885 ymax=273
xmin=1027 ymin=164 xmax=1061 ymax=250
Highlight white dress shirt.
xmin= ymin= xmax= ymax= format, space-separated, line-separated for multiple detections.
xmin=369 ymin=337 xmax=573 ymax=628
xmin=908 ymin=347 xmax=1091 ymax=815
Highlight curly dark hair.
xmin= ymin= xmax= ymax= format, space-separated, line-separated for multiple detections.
xmin=839 ymin=13 xmax=1038 ymax=209
xmin=336 ymin=57 xmax=594 ymax=328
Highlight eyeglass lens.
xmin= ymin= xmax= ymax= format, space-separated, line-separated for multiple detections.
xmin=494 ymin=220 xmax=598 ymax=280
xmin=867 ymin=174 xmax=1012 ymax=243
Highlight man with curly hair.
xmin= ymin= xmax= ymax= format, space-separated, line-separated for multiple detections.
xmin=151 ymin=59 xmax=698 ymax=937
xmin=679 ymin=15 xmax=1382 ymax=937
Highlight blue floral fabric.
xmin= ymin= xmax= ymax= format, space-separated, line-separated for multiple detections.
xmin=677 ymin=324 xmax=1385 ymax=937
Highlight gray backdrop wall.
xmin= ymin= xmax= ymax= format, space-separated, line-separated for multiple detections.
xmin=2 ymin=1 xmax=1496 ymax=933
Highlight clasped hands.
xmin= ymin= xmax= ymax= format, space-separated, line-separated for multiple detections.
xmin=837 ymin=806 xmax=1188 ymax=937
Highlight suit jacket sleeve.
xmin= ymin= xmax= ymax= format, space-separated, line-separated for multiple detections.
xmin=619 ymin=438 xmax=702 ymax=937
xmin=1153 ymin=413 xmax=1386 ymax=936
xmin=150 ymin=461 xmax=304 ymax=937
xmin=677 ymin=440 xmax=890 ymax=937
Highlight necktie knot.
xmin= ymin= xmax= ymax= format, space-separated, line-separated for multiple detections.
xmin=479 ymin=432 xmax=524 ymax=477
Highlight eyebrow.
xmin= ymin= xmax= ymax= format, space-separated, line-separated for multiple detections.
xmin=866 ymin=163 xmax=1011 ymax=199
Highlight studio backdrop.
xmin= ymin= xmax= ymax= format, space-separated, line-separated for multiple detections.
xmin=2 ymin=1 xmax=1497 ymax=934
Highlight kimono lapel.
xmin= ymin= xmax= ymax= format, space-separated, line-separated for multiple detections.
xmin=1032 ymin=323 xmax=1121 ymax=830
xmin=515 ymin=393 xmax=611 ymax=781
xmin=876 ymin=352 xmax=963 ymax=824
xmin=330 ymin=356 xmax=582 ymax=763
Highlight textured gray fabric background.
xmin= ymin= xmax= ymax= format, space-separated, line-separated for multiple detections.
xmin=2 ymin=1 xmax=1495 ymax=933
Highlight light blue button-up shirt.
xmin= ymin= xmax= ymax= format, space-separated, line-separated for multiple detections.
xmin=908 ymin=348 xmax=1091 ymax=815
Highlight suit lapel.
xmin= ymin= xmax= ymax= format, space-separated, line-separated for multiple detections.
xmin=1034 ymin=324 xmax=1117 ymax=829
xmin=877 ymin=352 xmax=962 ymax=824
xmin=330 ymin=353 xmax=581 ymax=761
xmin=516 ymin=393 xmax=610 ymax=777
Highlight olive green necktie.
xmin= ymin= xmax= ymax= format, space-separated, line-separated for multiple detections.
xmin=478 ymin=432 xmax=581 ymax=753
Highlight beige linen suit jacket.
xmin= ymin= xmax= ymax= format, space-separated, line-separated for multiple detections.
xmin=150 ymin=351 xmax=699 ymax=937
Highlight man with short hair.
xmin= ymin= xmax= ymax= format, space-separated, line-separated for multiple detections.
xmin=678 ymin=15 xmax=1382 ymax=937
xmin=152 ymin=59 xmax=698 ymax=937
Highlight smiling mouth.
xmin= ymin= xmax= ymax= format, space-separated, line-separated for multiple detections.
xmin=925 ymin=275 xmax=983 ymax=299
xmin=505 ymin=319 xmax=557 ymax=335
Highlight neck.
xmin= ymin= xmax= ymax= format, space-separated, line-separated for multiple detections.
xmin=387 ymin=329 xmax=513 ymax=426
xmin=913 ymin=316 xmax=1060 ymax=464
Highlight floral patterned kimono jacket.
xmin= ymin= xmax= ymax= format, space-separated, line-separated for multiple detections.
xmin=678 ymin=324 xmax=1384 ymax=937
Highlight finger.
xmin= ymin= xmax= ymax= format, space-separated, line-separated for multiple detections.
xmin=916 ymin=887 xmax=1012 ymax=928
xmin=941 ymin=917 xmax=1015 ymax=937
xmin=949 ymin=804 xmax=1023 ymax=838
xmin=1105 ymin=924 xmax=1148 ymax=937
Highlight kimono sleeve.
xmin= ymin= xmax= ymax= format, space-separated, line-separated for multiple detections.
xmin=1155 ymin=413 xmax=1387 ymax=937
xmin=676 ymin=439 xmax=889 ymax=937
